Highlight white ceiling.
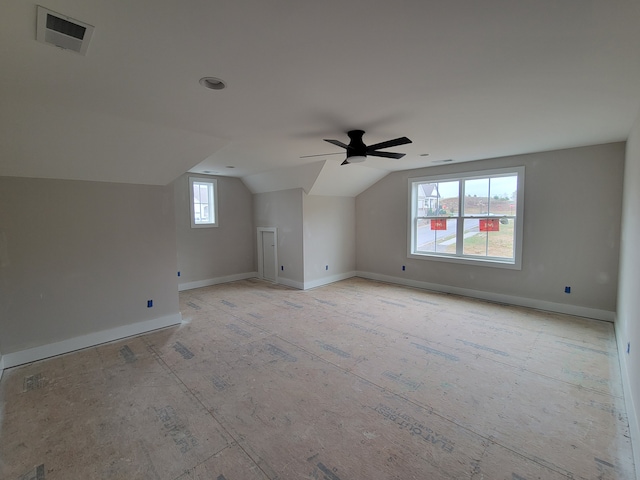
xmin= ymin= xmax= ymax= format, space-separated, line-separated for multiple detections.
xmin=1 ymin=1 xmax=639 ymax=196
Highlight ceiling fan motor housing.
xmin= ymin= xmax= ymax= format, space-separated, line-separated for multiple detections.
xmin=346 ymin=130 xmax=367 ymax=158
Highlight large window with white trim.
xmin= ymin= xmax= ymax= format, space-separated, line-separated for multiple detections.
xmin=189 ymin=177 xmax=218 ymax=228
xmin=409 ymin=166 xmax=524 ymax=268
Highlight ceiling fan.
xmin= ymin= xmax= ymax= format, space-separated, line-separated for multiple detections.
xmin=302 ymin=130 xmax=412 ymax=165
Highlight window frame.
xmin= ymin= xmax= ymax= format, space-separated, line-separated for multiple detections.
xmin=408 ymin=166 xmax=525 ymax=269
xmin=189 ymin=176 xmax=218 ymax=228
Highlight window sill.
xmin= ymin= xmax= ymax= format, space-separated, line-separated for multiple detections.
xmin=408 ymin=252 xmax=522 ymax=270
xmin=190 ymin=223 xmax=218 ymax=229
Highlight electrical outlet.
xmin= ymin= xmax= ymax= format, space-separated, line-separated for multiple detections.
xmin=147 ymin=300 xmax=153 ymax=308
xmin=177 ymin=271 xmax=181 ymax=277
xmin=402 ymin=265 xmax=406 ymax=271
xmin=281 ymin=265 xmax=284 ymax=271
xmin=564 ymin=286 xmax=571 ymax=294
xmin=325 ymin=265 xmax=328 ymax=270
xmin=627 ymin=342 xmax=631 ymax=354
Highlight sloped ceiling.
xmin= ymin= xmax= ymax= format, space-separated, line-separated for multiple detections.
xmin=1 ymin=1 xmax=639 ymax=196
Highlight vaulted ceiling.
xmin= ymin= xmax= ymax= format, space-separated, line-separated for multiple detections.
xmin=1 ymin=1 xmax=639 ymax=196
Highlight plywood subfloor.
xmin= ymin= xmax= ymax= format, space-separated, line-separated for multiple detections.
xmin=1 ymin=278 xmax=636 ymax=479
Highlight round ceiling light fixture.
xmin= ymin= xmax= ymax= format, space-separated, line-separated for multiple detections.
xmin=199 ymin=77 xmax=226 ymax=90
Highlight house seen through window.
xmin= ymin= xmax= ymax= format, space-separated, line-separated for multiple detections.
xmin=409 ymin=167 xmax=524 ymax=268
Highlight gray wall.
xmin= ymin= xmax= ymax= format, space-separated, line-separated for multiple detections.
xmin=356 ymin=143 xmax=625 ymax=315
xmin=0 ymin=177 xmax=179 ymax=354
xmin=253 ymin=188 xmax=304 ymax=286
xmin=303 ymin=194 xmax=356 ymax=285
xmin=173 ymin=174 xmax=255 ymax=286
xmin=617 ymin=111 xmax=640 ymax=470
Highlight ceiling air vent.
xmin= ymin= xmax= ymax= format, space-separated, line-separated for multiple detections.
xmin=36 ymin=6 xmax=94 ymax=55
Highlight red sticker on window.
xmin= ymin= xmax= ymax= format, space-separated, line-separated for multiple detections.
xmin=479 ymin=219 xmax=500 ymax=231
xmin=431 ymin=219 xmax=447 ymax=230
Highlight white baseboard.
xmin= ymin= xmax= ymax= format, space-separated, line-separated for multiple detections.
xmin=276 ymin=276 xmax=304 ymax=290
xmin=355 ymin=271 xmax=615 ymax=322
xmin=304 ymin=271 xmax=357 ymax=290
xmin=1 ymin=313 xmax=182 ymax=369
xmin=178 ymin=272 xmax=258 ymax=291
xmin=179 ymin=271 xmax=355 ymax=292
xmin=267 ymin=271 xmax=357 ymax=291
xmin=616 ymin=322 xmax=640 ymax=480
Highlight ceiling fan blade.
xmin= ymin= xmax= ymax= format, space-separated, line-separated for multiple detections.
xmin=341 ymin=159 xmax=350 ymax=165
xmin=323 ymin=139 xmax=350 ymax=149
xmin=367 ymin=151 xmax=406 ymax=159
xmin=366 ymin=136 xmax=412 ymax=151
xmin=300 ymin=152 xmax=344 ymax=158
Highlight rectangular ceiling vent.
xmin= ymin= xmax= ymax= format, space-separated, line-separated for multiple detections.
xmin=36 ymin=6 xmax=94 ymax=55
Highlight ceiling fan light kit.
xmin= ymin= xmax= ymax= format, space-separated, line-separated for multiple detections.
xmin=323 ymin=130 xmax=412 ymax=165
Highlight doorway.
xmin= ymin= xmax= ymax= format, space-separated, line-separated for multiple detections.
xmin=257 ymin=227 xmax=277 ymax=283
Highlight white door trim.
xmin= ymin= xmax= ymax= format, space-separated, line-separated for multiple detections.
xmin=257 ymin=227 xmax=278 ymax=283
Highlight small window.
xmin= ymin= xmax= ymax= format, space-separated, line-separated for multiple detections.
xmin=408 ymin=166 xmax=524 ymax=269
xmin=189 ymin=177 xmax=218 ymax=228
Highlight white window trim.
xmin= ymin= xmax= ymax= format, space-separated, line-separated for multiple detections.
xmin=407 ymin=166 xmax=525 ymax=270
xmin=189 ymin=176 xmax=218 ymax=228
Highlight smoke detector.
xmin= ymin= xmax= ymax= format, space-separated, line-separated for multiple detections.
xmin=36 ymin=6 xmax=94 ymax=55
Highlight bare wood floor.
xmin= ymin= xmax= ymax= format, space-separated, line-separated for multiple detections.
xmin=1 ymin=278 xmax=636 ymax=479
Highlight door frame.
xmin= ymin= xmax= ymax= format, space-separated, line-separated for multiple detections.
xmin=257 ymin=227 xmax=278 ymax=283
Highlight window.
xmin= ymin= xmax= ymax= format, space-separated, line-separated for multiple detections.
xmin=408 ymin=166 xmax=524 ymax=269
xmin=189 ymin=177 xmax=218 ymax=228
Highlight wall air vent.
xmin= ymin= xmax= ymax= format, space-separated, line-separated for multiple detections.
xmin=36 ymin=6 xmax=94 ymax=55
